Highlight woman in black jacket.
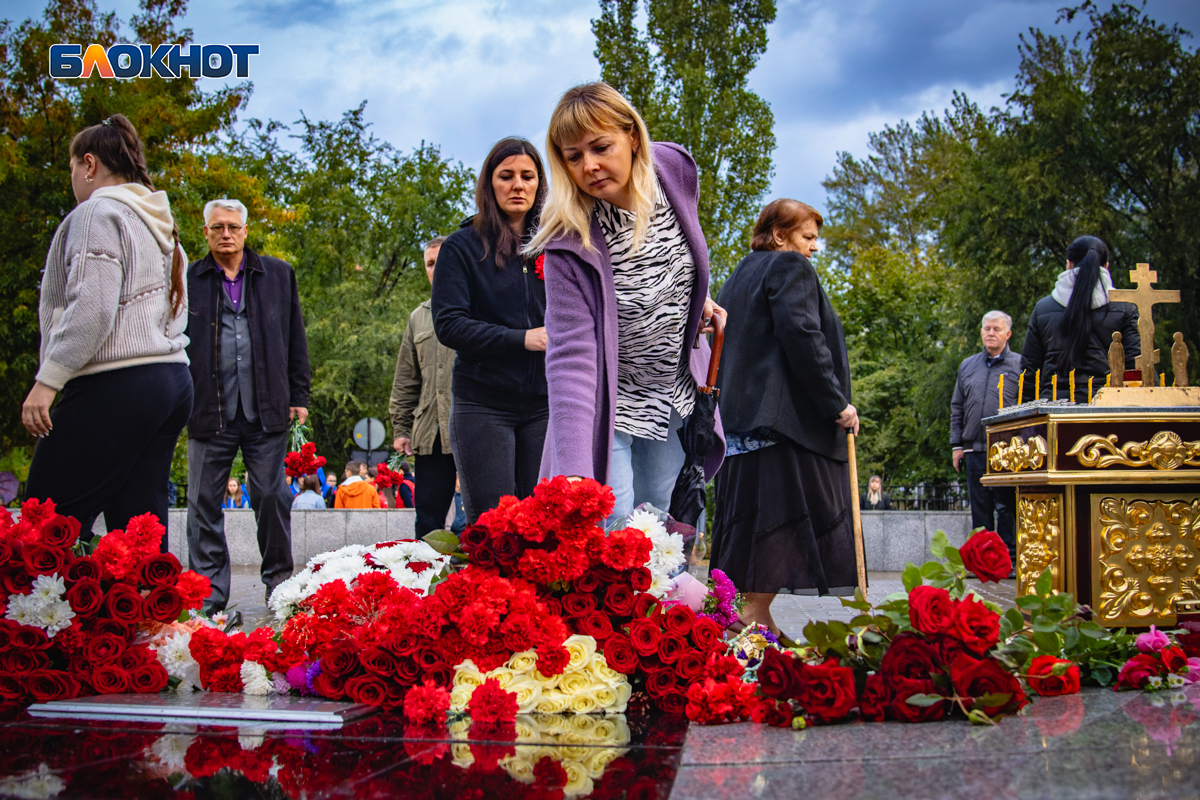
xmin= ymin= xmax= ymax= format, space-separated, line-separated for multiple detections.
xmin=1021 ymin=235 xmax=1139 ymax=398
xmin=431 ymin=137 xmax=548 ymax=522
xmin=710 ymin=199 xmax=860 ymax=639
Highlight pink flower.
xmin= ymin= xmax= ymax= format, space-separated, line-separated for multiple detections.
xmin=1185 ymin=657 xmax=1200 ymax=685
xmin=1137 ymin=625 xmax=1170 ymax=654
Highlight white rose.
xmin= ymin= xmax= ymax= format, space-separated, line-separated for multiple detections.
xmin=612 ymin=681 xmax=632 ymax=712
xmin=486 ymin=667 xmax=518 ymax=689
xmin=453 ymin=662 xmax=485 ymax=688
xmin=557 ymin=670 xmax=592 ymax=696
xmin=535 ymin=690 xmax=570 ymax=714
xmin=586 ymin=747 xmax=624 ymax=778
xmin=568 ymin=692 xmax=599 ymax=715
xmin=508 ymin=679 xmax=543 ymax=714
xmin=592 ymin=686 xmax=618 ymax=710
xmin=586 ymin=659 xmax=625 ymax=688
xmin=450 ymin=684 xmax=474 ymax=710
xmin=502 ymin=755 xmax=536 ymax=784
xmin=507 ymin=650 xmax=538 ymax=674
xmin=563 ymin=635 xmax=598 ymax=671
xmin=562 ymin=760 xmax=594 ymax=798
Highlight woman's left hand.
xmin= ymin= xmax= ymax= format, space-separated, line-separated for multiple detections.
xmin=701 ymin=297 xmax=726 ymax=335
xmin=22 ymin=382 xmax=58 ymax=437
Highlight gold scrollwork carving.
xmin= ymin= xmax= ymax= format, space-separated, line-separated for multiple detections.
xmin=1067 ymin=430 xmax=1200 ymax=470
xmin=1017 ymin=495 xmax=1062 ymax=597
xmin=989 ymin=435 xmax=1048 ymax=473
xmin=1095 ymin=496 xmax=1200 ymax=626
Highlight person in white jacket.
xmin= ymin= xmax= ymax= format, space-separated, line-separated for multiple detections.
xmin=21 ymin=114 xmax=193 ymax=544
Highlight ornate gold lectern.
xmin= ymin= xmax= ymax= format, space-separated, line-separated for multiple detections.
xmin=982 ymin=266 xmax=1200 ymax=628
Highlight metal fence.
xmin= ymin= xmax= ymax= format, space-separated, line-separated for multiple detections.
xmin=872 ymin=482 xmax=970 ymax=512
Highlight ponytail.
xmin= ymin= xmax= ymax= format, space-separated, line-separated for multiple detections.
xmin=70 ymin=114 xmax=186 ymax=316
xmin=1060 ymin=235 xmax=1109 ymax=371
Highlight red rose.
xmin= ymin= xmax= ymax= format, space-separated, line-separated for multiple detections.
xmin=751 ymin=696 xmax=795 ymax=727
xmin=859 ymin=673 xmax=891 ymax=721
xmin=144 ymin=585 xmax=184 ymax=623
xmin=797 ymin=661 xmax=858 ymax=724
xmin=104 ymin=583 xmax=145 ymax=623
xmin=40 ymin=515 xmax=81 ymax=548
xmin=926 ymin=633 xmax=967 ymax=666
xmin=602 ymin=634 xmax=640 ymax=674
xmin=460 ymin=525 xmax=490 ymax=552
xmin=604 ymin=583 xmax=636 ymax=616
xmin=321 ymin=641 xmax=363 ymax=679
xmin=137 ymin=553 xmax=182 ymax=588
xmin=0 ymin=563 xmax=31 ymax=595
xmin=561 ymin=593 xmax=597 ymax=617
xmin=660 ymin=690 xmax=688 ymax=715
xmin=131 ymin=662 xmax=169 ymax=693
xmin=632 ymin=592 xmax=660 ymax=619
xmin=13 ymin=626 xmax=51 ymax=650
xmin=951 ymin=654 xmax=1028 ymax=716
xmin=1161 ymin=646 xmax=1188 ymax=674
xmin=415 ymin=647 xmax=445 ymax=672
xmin=951 ymin=596 xmax=1000 ymax=655
xmin=84 ymin=633 xmax=127 ymax=666
xmin=880 ymin=632 xmax=939 ymax=682
xmin=312 ymin=670 xmax=347 ymax=699
xmin=1 ymin=650 xmax=48 ymax=675
xmin=0 ymin=619 xmax=16 ymax=651
xmin=628 ymin=618 xmax=662 ymax=657
xmin=663 ymin=605 xmax=696 ymax=637
xmin=345 ymin=675 xmax=390 ymax=706
xmin=674 ymin=649 xmax=706 ymax=682
xmin=92 ymin=664 xmax=131 ymax=694
xmin=359 ymin=647 xmax=399 ymax=678
xmin=384 ymin=633 xmax=420 ymax=657
xmin=756 ymin=647 xmax=801 ymax=700
xmin=26 ymin=670 xmax=79 ymax=702
xmin=657 ymin=633 xmax=688 ymax=665
xmin=573 ymin=570 xmax=602 ymax=593
xmin=908 ymin=585 xmax=955 ymax=635
xmin=0 ymin=540 xmax=10 ymax=564
xmin=1116 ymin=653 xmax=1166 ymax=690
xmin=889 ymin=676 xmax=947 ymax=722
xmin=22 ymin=544 xmax=67 ymax=577
xmin=537 ymin=645 xmax=570 ymax=676
xmin=646 ymin=669 xmax=679 ymax=698
xmin=91 ymin=619 xmax=133 ymax=641
xmin=64 ymin=556 xmax=101 ymax=585
xmin=394 ymin=655 xmax=424 ymax=685
xmin=960 ymin=529 xmax=1012 ymax=583
xmin=690 ymin=617 xmax=723 ymax=651
xmin=579 ymin=611 xmax=614 ymax=641
xmin=1027 ymin=655 xmax=1081 ymax=696
xmin=1178 ymin=629 xmax=1200 ymax=659
xmin=0 ymin=675 xmax=25 ymax=701
xmin=120 ymin=647 xmax=153 ymax=670
xmin=66 ymin=578 xmax=104 ymax=618
xmin=491 ymin=532 xmax=522 ymax=563
xmin=629 ymin=567 xmax=653 ymax=593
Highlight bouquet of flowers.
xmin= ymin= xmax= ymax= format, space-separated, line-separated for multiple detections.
xmin=372 ymin=463 xmax=402 ymax=489
xmin=1114 ymin=625 xmax=1200 ymax=691
xmin=0 ymin=499 xmax=210 ymax=703
xmin=284 ymin=442 xmax=326 ymax=478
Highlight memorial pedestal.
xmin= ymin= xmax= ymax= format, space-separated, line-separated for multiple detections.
xmin=982 ymin=400 xmax=1200 ymax=628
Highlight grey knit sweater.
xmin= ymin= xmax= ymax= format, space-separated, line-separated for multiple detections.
xmin=37 ymin=184 xmax=189 ymax=391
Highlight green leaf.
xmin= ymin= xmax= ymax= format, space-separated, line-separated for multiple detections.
xmin=839 ymin=595 xmax=871 ymax=612
xmin=421 ymin=530 xmax=461 ymax=555
xmin=966 ymin=708 xmax=996 ymax=726
xmin=945 ymin=547 xmax=964 ymax=568
xmin=1004 ymin=608 xmax=1026 ymax=633
xmin=904 ymin=693 xmax=945 ymax=708
xmin=975 ymin=692 xmax=1011 ymax=708
xmin=1063 ymin=626 xmax=1081 ymax=651
xmin=902 ymin=563 xmax=922 ymax=592
xmin=1050 ymin=661 xmax=1073 ymax=676
xmin=921 ymin=561 xmax=946 ymax=579
xmin=1090 ymin=666 xmax=1113 ymax=687
xmin=1015 ymin=595 xmax=1044 ymax=611
xmin=1033 ymin=631 xmax=1060 ymax=654
xmin=930 ymin=530 xmax=950 ymax=559
xmin=1034 ymin=568 xmax=1053 ymax=598
xmin=1079 ymin=622 xmax=1108 ymax=639
xmin=1032 ymin=618 xmax=1058 ymax=634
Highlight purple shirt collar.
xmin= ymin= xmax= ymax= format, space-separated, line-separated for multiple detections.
xmin=222 ymin=254 xmax=247 ymax=310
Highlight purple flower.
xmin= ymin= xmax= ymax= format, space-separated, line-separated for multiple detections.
xmin=1137 ymin=625 xmax=1170 ymax=654
xmin=305 ymin=659 xmax=323 ymax=694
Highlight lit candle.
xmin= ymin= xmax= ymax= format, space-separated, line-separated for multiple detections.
xmin=1161 ymin=372 xmax=1166 ymax=387
xmin=1052 ymin=374 xmax=1058 ymax=402
xmin=1018 ymin=371 xmax=1025 ymax=405
xmin=1088 ymin=376 xmax=1094 ymax=403
xmin=1106 ymin=373 xmax=1111 ymax=387
xmin=1069 ymin=369 xmax=1076 ymax=403
xmin=998 ymin=374 xmax=1005 ymax=410
xmin=1036 ymin=369 xmax=1041 ymax=400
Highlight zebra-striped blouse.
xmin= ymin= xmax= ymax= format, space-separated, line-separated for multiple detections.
xmin=596 ymin=180 xmax=697 ymax=441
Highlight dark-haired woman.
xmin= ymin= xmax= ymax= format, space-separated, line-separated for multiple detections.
xmin=1021 ymin=235 xmax=1140 ymax=398
xmin=22 ymin=114 xmax=193 ymax=542
xmin=432 ymin=137 xmax=548 ymax=522
xmin=710 ymin=199 xmax=859 ymax=638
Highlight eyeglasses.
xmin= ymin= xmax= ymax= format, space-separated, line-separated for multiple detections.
xmin=208 ymin=224 xmax=244 ymax=234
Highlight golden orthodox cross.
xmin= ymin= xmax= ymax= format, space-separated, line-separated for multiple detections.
xmin=1108 ymin=263 xmax=1180 ymax=385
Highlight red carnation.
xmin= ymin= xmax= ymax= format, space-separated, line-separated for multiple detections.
xmin=537 ymin=646 xmax=570 ymax=676
xmin=960 ymin=529 xmax=1012 ymax=583
xmin=602 ymin=528 xmax=653 ymax=571
xmin=176 ymin=571 xmax=212 ymax=610
xmin=533 ymin=253 xmax=545 ymax=280
xmin=1027 ymin=655 xmax=1081 ymax=697
xmin=403 ymin=679 xmax=451 ymax=726
xmin=468 ymin=677 xmax=518 ymax=724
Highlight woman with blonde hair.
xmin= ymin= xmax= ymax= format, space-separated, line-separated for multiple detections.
xmin=529 ymin=82 xmax=724 ymax=519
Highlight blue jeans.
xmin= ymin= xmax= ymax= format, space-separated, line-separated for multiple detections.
xmin=609 ymin=408 xmax=686 ymax=524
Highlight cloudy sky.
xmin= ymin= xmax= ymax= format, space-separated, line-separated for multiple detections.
xmin=13 ymin=0 xmax=1200 ymax=213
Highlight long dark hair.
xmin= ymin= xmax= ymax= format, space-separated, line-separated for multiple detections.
xmin=474 ymin=137 xmax=547 ymax=267
xmin=70 ymin=114 xmax=186 ymax=316
xmin=1060 ymin=235 xmax=1110 ymax=371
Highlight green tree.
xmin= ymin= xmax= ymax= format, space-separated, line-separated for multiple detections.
xmin=593 ymin=0 xmax=776 ymax=283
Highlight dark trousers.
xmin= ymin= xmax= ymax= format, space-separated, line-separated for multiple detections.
xmin=449 ymin=395 xmax=548 ymax=523
xmin=414 ymin=432 xmax=458 ymax=536
xmin=25 ymin=363 xmax=192 ymax=546
xmin=186 ymin=406 xmax=293 ymax=607
xmin=964 ymin=450 xmax=1017 ymax=560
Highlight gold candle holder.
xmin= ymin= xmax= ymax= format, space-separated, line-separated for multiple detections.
xmin=1052 ymin=374 xmax=1058 ymax=401
xmin=1088 ymin=376 xmax=1094 ymax=403
xmin=1018 ymin=371 xmax=1025 ymax=405
xmin=1069 ymin=369 xmax=1076 ymax=403
xmin=1036 ymin=369 xmax=1041 ymax=400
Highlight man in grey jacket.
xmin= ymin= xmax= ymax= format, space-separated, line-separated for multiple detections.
xmin=951 ymin=310 xmax=1021 ymax=566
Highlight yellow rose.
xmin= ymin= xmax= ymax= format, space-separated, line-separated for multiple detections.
xmin=507 ymin=650 xmax=538 ymax=674
xmin=569 ymin=691 xmax=600 ymax=715
xmin=533 ymin=669 xmax=562 ymax=690
xmin=558 ymin=731 xmax=591 ymax=762
xmin=502 ymin=755 xmax=536 ymax=783
xmin=586 ymin=658 xmax=625 ymax=688
xmin=449 ymin=684 xmax=474 ymax=710
xmin=557 ymin=670 xmax=592 ymax=696
xmin=612 ymin=681 xmax=632 ymax=712
xmin=586 ymin=747 xmax=625 ymax=779
xmin=486 ymin=666 xmax=517 ymax=689
xmin=508 ymin=679 xmax=543 ymax=714
xmin=563 ymin=634 xmax=597 ymax=671
xmin=453 ymin=663 xmax=484 ymax=688
xmin=591 ymin=717 xmax=631 ymax=745
xmin=567 ymin=714 xmax=598 ymax=734
xmin=592 ymin=686 xmax=618 ymax=710
xmin=562 ymin=760 xmax=594 ymax=798
xmin=535 ymin=690 xmax=570 ymax=714
xmin=450 ymin=743 xmax=474 ymax=769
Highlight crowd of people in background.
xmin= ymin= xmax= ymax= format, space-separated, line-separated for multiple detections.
xmin=18 ymin=82 xmax=1142 ymax=632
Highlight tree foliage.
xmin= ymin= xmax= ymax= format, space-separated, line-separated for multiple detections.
xmin=823 ymin=1 xmax=1200 ymax=484
xmin=593 ymin=0 xmax=776 ymax=284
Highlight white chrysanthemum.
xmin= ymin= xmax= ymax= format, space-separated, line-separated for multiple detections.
xmin=39 ymin=600 xmax=75 ymax=637
xmin=0 ymin=764 xmax=66 ymax=800
xmin=29 ymin=574 xmax=66 ymax=603
xmin=150 ymin=733 xmax=194 ymax=772
xmin=647 ymin=572 xmax=675 ymax=599
xmin=4 ymin=596 xmax=39 ymax=627
xmin=626 ymin=509 xmax=667 ymax=540
xmin=240 ymin=660 xmax=275 ymax=696
xmin=156 ymin=632 xmax=197 ymax=677
xmin=239 ymin=730 xmax=265 ymax=751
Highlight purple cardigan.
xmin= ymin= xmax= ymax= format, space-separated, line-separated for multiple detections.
xmin=539 ymin=142 xmax=725 ymax=484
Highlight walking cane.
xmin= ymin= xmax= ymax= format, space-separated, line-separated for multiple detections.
xmin=847 ymin=432 xmax=869 ymax=601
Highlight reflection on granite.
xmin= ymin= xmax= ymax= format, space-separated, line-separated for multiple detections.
xmin=673 ymin=686 xmax=1200 ymax=800
xmin=0 ymin=709 xmax=687 ymax=799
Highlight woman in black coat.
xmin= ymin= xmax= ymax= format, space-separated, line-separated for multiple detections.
xmin=710 ymin=199 xmax=860 ymax=639
xmin=431 ymin=137 xmax=548 ymax=522
xmin=1022 ymin=235 xmax=1139 ymax=398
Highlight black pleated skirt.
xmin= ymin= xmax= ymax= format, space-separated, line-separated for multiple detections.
xmin=710 ymin=437 xmax=859 ymax=596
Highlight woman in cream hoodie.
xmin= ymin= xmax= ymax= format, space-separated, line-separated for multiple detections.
xmin=21 ymin=114 xmax=193 ymax=544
